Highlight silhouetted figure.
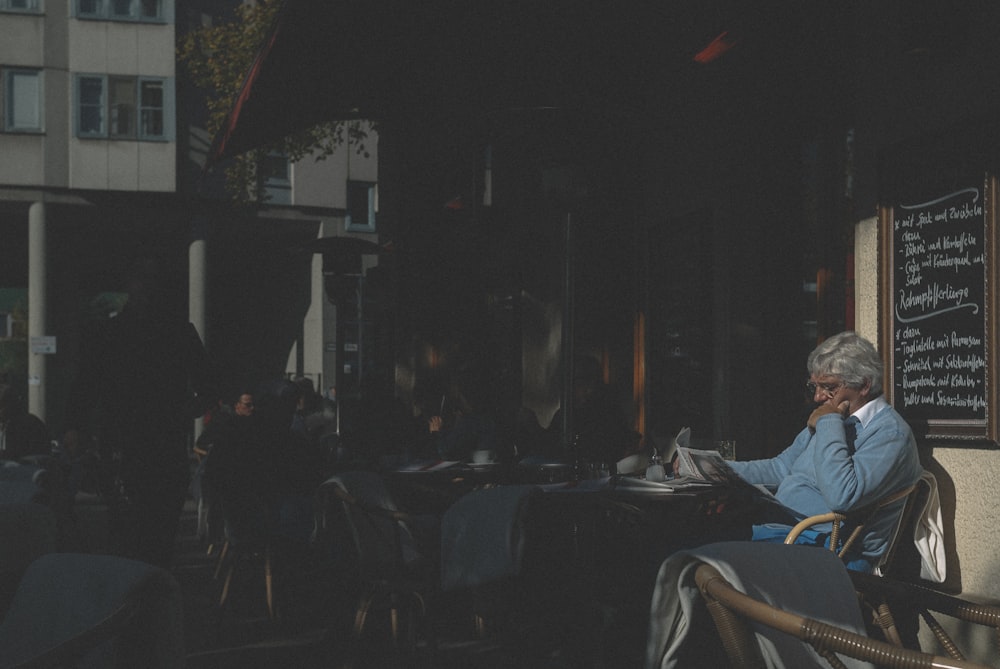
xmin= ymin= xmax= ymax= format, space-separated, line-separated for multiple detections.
xmin=192 ymin=390 xmax=254 ymax=545
xmin=350 ymin=372 xmax=426 ymax=467
xmin=426 ymin=372 xmax=502 ymax=462
xmin=256 ymin=378 xmax=326 ymax=544
xmin=63 ymin=256 xmax=217 ymax=568
xmin=0 ymin=383 xmax=50 ymax=461
xmin=202 ymin=389 xmax=273 ymax=548
xmin=290 ymin=376 xmax=335 ymax=446
xmin=196 ymin=390 xmax=254 ymax=455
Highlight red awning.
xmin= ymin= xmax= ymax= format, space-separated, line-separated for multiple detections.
xmin=207 ymin=7 xmax=284 ymax=163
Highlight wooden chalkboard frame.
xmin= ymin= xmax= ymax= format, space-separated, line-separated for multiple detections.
xmin=879 ymin=174 xmax=999 ymax=446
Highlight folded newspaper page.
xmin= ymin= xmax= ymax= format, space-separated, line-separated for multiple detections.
xmin=664 ymin=426 xmax=690 ymax=463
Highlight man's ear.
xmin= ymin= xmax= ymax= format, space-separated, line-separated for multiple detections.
xmin=859 ymin=379 xmax=872 ymax=398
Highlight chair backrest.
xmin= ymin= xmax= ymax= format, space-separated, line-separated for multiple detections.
xmin=782 ymin=482 xmax=917 ymax=569
xmin=0 ymin=502 xmax=57 ymax=615
xmin=0 ymin=462 xmax=48 ymax=507
xmin=216 ymin=488 xmax=274 ymax=547
xmin=439 ymin=484 xmax=540 ymax=592
xmin=315 ymin=471 xmax=414 ymax=581
xmin=876 ymin=471 xmax=944 ymax=582
xmin=0 ymin=461 xmax=44 ymax=483
xmin=0 ymin=552 xmax=183 ymax=669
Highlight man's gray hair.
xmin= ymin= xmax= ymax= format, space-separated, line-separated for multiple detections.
xmin=807 ymin=331 xmax=883 ymax=397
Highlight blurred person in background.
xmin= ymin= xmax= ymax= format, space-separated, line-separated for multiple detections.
xmin=0 ymin=383 xmax=50 ymax=461
xmin=63 ymin=255 xmax=218 ymax=568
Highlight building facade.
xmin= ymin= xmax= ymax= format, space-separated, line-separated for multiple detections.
xmin=0 ymin=1 xmax=379 ymax=435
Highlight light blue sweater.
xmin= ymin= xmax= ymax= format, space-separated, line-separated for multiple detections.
xmin=728 ymin=397 xmax=922 ymax=564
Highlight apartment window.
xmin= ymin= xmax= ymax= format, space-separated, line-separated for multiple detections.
xmin=76 ymin=74 xmax=171 ymax=140
xmin=139 ymin=0 xmax=159 ymax=18
xmin=77 ymin=0 xmax=162 ymax=21
xmin=78 ymin=76 xmax=105 ymax=136
xmin=1 ymin=0 xmax=40 ymax=12
xmin=109 ymin=76 xmax=134 ymax=137
xmin=346 ymin=181 xmax=377 ymax=232
xmin=139 ymin=79 xmax=163 ymax=136
xmin=111 ymin=0 xmax=132 ymax=17
xmin=261 ymin=153 xmax=291 ymax=205
xmin=3 ymin=69 xmax=42 ymax=132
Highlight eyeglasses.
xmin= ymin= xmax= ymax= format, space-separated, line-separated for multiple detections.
xmin=805 ymin=380 xmax=845 ymax=398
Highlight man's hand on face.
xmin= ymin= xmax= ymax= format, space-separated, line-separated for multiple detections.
xmin=808 ymin=400 xmax=850 ymax=432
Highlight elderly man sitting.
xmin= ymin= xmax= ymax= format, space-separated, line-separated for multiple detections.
xmin=727 ymin=331 xmax=922 ymax=572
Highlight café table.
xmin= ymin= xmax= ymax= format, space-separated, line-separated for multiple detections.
xmin=381 ymin=459 xmax=760 ymax=665
xmin=382 ymin=458 xmax=758 ymax=557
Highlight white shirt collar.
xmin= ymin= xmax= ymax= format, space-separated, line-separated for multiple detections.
xmin=852 ymin=395 xmax=888 ymax=430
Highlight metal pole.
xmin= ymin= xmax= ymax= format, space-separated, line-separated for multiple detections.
xmin=560 ymin=212 xmax=575 ymax=453
xmin=356 ymin=275 xmax=364 ymax=388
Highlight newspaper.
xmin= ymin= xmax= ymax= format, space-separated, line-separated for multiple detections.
xmin=674 ymin=446 xmax=744 ymax=486
xmin=673 ymin=445 xmax=776 ymax=500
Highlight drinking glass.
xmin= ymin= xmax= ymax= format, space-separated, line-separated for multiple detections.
xmin=715 ymin=440 xmax=737 ymax=461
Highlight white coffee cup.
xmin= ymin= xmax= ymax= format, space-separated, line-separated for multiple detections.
xmin=471 ymin=449 xmax=495 ymax=464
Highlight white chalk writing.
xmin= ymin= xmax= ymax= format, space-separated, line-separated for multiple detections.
xmin=893 ymin=186 xmax=986 ymax=414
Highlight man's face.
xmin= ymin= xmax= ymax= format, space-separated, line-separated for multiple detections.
xmin=808 ymin=374 xmax=869 ymax=414
xmin=235 ymin=394 xmax=254 ymax=417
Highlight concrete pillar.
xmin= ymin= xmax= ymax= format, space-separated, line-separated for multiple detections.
xmin=854 ymin=216 xmax=880 ymax=346
xmin=189 ymin=217 xmax=208 ymax=442
xmin=27 ymin=201 xmax=46 ymax=422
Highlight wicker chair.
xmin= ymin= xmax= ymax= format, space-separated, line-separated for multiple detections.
xmin=212 ymin=493 xmax=277 ymax=623
xmin=694 ymin=561 xmax=993 ymax=669
xmin=782 ymin=481 xmax=921 ymax=572
xmin=314 ymin=471 xmax=435 ymax=652
xmin=849 ymin=570 xmax=1000 ymax=659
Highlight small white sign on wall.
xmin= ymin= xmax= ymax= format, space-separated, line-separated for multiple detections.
xmin=30 ymin=336 xmax=56 ymax=354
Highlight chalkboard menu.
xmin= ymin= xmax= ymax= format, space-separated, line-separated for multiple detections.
xmin=881 ymin=175 xmax=999 ymax=444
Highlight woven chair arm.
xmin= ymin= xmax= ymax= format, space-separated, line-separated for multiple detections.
xmin=783 ymin=512 xmax=844 ymax=545
xmin=850 ymin=571 xmax=1000 ymax=628
xmin=694 ymin=563 xmax=992 ymax=669
xmin=783 ymin=484 xmax=917 ymax=558
xmin=331 ymin=485 xmax=411 ymax=522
